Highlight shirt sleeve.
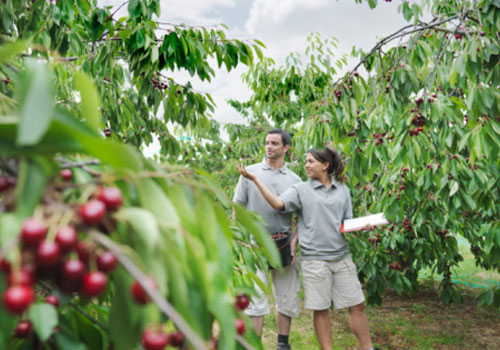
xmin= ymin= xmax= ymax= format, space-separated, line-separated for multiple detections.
xmin=279 ymin=185 xmax=302 ymax=213
xmin=343 ymin=187 xmax=353 ymax=220
xmin=233 ymin=175 xmax=248 ymax=205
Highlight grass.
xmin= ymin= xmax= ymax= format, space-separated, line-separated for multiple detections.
xmin=259 ymin=244 xmax=500 ymax=350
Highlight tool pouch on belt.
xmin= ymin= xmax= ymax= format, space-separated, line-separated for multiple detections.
xmin=270 ymin=231 xmax=292 ymax=269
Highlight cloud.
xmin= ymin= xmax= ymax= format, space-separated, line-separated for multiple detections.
xmin=246 ymin=0 xmax=409 ymax=65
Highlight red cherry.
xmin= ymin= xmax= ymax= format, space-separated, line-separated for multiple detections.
xmin=36 ymin=240 xmax=61 ymax=266
xmin=82 ymin=271 xmax=108 ymax=297
xmin=20 ymin=218 xmax=48 ymax=246
xmin=235 ymin=318 xmax=246 ymax=335
xmin=97 ymin=251 xmax=117 ymax=273
xmin=0 ymin=257 xmax=11 ymax=273
xmin=62 ymin=259 xmax=85 ymax=280
xmin=142 ymin=329 xmax=169 ymax=350
xmin=7 ymin=268 xmax=34 ymax=287
xmin=55 ymin=226 xmax=78 ymax=252
xmin=130 ymin=277 xmax=157 ymax=305
xmin=45 ymin=295 xmax=60 ymax=308
xmin=0 ymin=176 xmax=9 ymax=192
xmin=60 ymin=169 xmax=73 ymax=181
xmin=14 ymin=321 xmax=32 ymax=338
xmin=234 ymin=294 xmax=250 ymax=311
xmin=97 ymin=187 xmax=123 ymax=210
xmin=79 ymin=200 xmax=106 ymax=225
xmin=2 ymin=285 xmax=35 ymax=314
xmin=168 ymin=332 xmax=184 ymax=347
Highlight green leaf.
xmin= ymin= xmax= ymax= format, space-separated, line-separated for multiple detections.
xmin=54 ymin=333 xmax=88 ymax=350
xmin=136 ymin=178 xmax=180 ymax=224
xmin=117 ymin=207 xmax=161 ymax=250
xmin=29 ymin=303 xmax=58 ymax=341
xmin=73 ymin=71 xmax=102 ymax=132
xmin=15 ymin=157 xmax=49 ymax=218
xmin=449 ymin=181 xmax=459 ymax=197
xmin=109 ymin=270 xmax=143 ymax=350
xmin=0 ymin=40 xmax=29 ymax=64
xmin=16 ymin=61 xmax=54 ymax=146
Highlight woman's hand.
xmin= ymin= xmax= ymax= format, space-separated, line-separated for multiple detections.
xmin=361 ymin=224 xmax=375 ymax=231
xmin=237 ymin=165 xmax=256 ymax=182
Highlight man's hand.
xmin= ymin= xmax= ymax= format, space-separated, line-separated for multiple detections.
xmin=237 ymin=165 xmax=257 ymax=182
xmin=290 ymin=233 xmax=298 ymax=265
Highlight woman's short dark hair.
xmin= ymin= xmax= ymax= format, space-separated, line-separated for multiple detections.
xmin=308 ymin=147 xmax=345 ymax=182
xmin=266 ymin=128 xmax=291 ymax=147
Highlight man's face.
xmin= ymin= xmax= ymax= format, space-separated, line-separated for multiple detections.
xmin=265 ymin=133 xmax=288 ymax=160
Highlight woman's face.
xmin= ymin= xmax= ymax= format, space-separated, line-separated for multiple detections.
xmin=305 ymin=153 xmax=328 ymax=179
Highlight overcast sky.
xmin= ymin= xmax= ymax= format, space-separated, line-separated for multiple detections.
xmin=98 ymin=0 xmax=414 ymax=152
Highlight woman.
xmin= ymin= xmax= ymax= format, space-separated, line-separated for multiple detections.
xmin=237 ymin=147 xmax=379 ymax=350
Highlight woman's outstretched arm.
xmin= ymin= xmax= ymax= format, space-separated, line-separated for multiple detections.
xmin=237 ymin=165 xmax=285 ymax=210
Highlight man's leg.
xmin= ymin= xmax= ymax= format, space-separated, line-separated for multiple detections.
xmin=273 ymin=262 xmax=300 ymax=349
xmin=250 ymin=315 xmax=265 ymax=336
xmin=313 ymin=309 xmax=332 ymax=350
xmin=348 ymin=303 xmax=373 ymax=350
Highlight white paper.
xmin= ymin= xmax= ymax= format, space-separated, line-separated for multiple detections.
xmin=342 ymin=213 xmax=389 ymax=232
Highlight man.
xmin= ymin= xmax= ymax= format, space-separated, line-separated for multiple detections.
xmin=233 ymin=128 xmax=301 ymax=350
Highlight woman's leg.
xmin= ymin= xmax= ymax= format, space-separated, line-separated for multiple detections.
xmin=313 ymin=309 xmax=332 ymax=350
xmin=347 ymin=303 xmax=373 ymax=350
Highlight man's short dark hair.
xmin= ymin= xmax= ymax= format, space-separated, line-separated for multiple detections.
xmin=266 ymin=128 xmax=291 ymax=147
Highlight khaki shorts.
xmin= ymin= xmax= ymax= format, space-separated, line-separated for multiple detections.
xmin=301 ymin=255 xmax=365 ymax=310
xmin=245 ymin=262 xmax=300 ymax=318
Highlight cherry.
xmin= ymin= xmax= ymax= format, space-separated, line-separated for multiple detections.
xmin=168 ymin=332 xmax=184 ymax=347
xmin=142 ymin=329 xmax=169 ymax=350
xmin=82 ymin=271 xmax=108 ymax=297
xmin=234 ymin=294 xmax=250 ymax=311
xmin=97 ymin=251 xmax=117 ymax=273
xmin=20 ymin=218 xmax=48 ymax=246
xmin=97 ymin=187 xmax=123 ymax=210
xmin=36 ymin=240 xmax=61 ymax=266
xmin=62 ymin=259 xmax=85 ymax=280
xmin=2 ymin=285 xmax=35 ymax=314
xmin=55 ymin=226 xmax=78 ymax=252
xmin=0 ymin=176 xmax=9 ymax=192
xmin=45 ymin=295 xmax=60 ymax=308
xmin=130 ymin=277 xmax=157 ymax=304
xmin=0 ymin=257 xmax=11 ymax=273
xmin=79 ymin=200 xmax=106 ymax=225
xmin=235 ymin=318 xmax=246 ymax=335
xmin=60 ymin=169 xmax=73 ymax=181
xmin=14 ymin=321 xmax=32 ymax=338
xmin=7 ymin=268 xmax=34 ymax=287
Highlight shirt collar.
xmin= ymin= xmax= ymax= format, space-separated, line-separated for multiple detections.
xmin=261 ymin=159 xmax=288 ymax=174
xmin=310 ymin=176 xmax=340 ymax=189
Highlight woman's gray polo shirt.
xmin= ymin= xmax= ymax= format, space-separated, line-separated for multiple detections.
xmin=279 ymin=178 xmax=353 ymax=261
xmin=233 ymin=161 xmax=302 ymax=233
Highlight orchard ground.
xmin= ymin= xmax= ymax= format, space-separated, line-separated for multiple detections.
xmin=261 ymin=242 xmax=500 ymax=350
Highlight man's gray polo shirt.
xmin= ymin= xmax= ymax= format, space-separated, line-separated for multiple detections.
xmin=279 ymin=177 xmax=353 ymax=261
xmin=233 ymin=160 xmax=302 ymax=233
